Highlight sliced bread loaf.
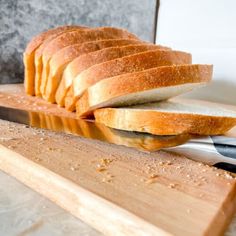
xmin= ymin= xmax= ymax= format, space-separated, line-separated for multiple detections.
xmin=45 ymin=39 xmax=148 ymax=105
xmin=24 ymin=25 xmax=87 ymax=96
xmin=70 ymin=50 xmax=191 ymax=111
xmin=57 ymin=43 xmax=170 ymax=109
xmin=40 ymin=27 xmax=139 ymax=99
xmin=76 ymin=64 xmax=213 ymax=118
xmin=94 ymin=100 xmax=236 ymax=135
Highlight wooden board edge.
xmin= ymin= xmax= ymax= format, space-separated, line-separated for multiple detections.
xmin=206 ymin=183 xmax=236 ymax=236
xmin=0 ymin=144 xmax=172 ymax=236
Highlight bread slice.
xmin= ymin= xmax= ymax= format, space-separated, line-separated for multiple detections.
xmin=94 ymin=100 xmax=236 ymax=135
xmin=76 ymin=64 xmax=213 ymax=118
xmin=23 ymin=25 xmax=87 ymax=95
xmin=58 ymin=44 xmax=170 ymax=109
xmin=47 ymin=39 xmax=149 ymax=106
xmin=34 ymin=28 xmax=88 ymax=96
xmin=70 ymin=50 xmax=191 ymax=111
xmin=39 ymin=27 xmax=139 ymax=100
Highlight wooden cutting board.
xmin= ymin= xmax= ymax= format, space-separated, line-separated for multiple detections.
xmin=0 ymin=84 xmax=236 ymax=236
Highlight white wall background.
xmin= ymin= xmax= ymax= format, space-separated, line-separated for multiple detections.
xmin=156 ymin=0 xmax=236 ymax=105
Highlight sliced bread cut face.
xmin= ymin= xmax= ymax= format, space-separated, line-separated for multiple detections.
xmin=72 ymin=50 xmax=192 ymax=108
xmin=24 ymin=25 xmax=88 ymax=96
xmin=51 ymin=40 xmax=154 ymax=106
xmin=94 ymin=100 xmax=236 ymax=135
xmin=61 ymin=44 xmax=171 ymax=110
xmin=40 ymin=27 xmax=139 ymax=100
xmin=76 ymin=64 xmax=213 ymax=118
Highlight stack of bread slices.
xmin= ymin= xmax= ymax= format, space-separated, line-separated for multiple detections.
xmin=23 ymin=25 xmax=236 ymax=135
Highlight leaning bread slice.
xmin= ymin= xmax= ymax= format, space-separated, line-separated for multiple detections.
xmin=58 ymin=43 xmax=170 ymax=109
xmin=94 ymin=100 xmax=236 ymax=135
xmin=76 ymin=64 xmax=213 ymax=118
xmin=71 ymin=50 xmax=191 ymax=111
xmin=24 ymin=25 xmax=87 ymax=95
xmin=48 ymin=40 xmax=153 ymax=106
xmin=40 ymin=27 xmax=139 ymax=100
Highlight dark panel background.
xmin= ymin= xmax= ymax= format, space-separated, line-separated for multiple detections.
xmin=0 ymin=0 xmax=157 ymax=84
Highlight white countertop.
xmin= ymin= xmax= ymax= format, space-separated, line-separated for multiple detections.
xmin=0 ymin=171 xmax=100 ymax=236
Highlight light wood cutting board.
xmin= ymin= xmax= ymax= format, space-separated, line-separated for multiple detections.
xmin=0 ymin=84 xmax=236 ymax=236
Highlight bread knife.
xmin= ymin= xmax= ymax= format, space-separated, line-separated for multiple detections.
xmin=0 ymin=105 xmax=236 ymax=172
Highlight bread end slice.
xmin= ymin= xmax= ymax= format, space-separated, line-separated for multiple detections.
xmin=24 ymin=25 xmax=88 ymax=96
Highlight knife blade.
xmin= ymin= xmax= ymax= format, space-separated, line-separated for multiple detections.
xmin=0 ymin=105 xmax=236 ymax=172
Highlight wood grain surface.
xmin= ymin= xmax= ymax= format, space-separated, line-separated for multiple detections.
xmin=0 ymin=84 xmax=236 ymax=236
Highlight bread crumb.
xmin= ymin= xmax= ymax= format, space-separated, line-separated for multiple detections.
xmin=168 ymin=183 xmax=177 ymax=189
xmin=100 ymin=158 xmax=112 ymax=166
xmin=145 ymin=179 xmax=156 ymax=184
xmin=102 ymin=178 xmax=112 ymax=183
xmin=96 ymin=164 xmax=107 ymax=172
xmin=166 ymin=161 xmax=172 ymax=165
xmin=224 ymin=172 xmax=233 ymax=179
xmin=150 ymin=174 xmax=158 ymax=178
xmin=145 ymin=174 xmax=158 ymax=184
xmin=106 ymin=173 xmax=114 ymax=178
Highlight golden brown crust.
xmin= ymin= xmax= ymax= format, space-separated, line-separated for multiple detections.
xmin=35 ymin=28 xmax=88 ymax=96
xmin=64 ymin=88 xmax=75 ymax=110
xmin=40 ymin=27 xmax=140 ymax=101
xmin=76 ymin=64 xmax=213 ymax=118
xmin=42 ymin=27 xmax=139 ymax=64
xmin=25 ymin=25 xmax=87 ymax=54
xmin=94 ymin=107 xmax=236 ymax=135
xmin=72 ymin=50 xmax=192 ymax=100
xmin=51 ymin=40 xmax=152 ymax=106
xmin=60 ymin=44 xmax=170 ymax=110
xmin=24 ymin=25 xmax=87 ymax=96
xmin=55 ymin=40 xmax=149 ymax=107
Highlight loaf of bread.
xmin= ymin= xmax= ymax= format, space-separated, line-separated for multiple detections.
xmin=24 ymin=25 xmax=236 ymax=136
